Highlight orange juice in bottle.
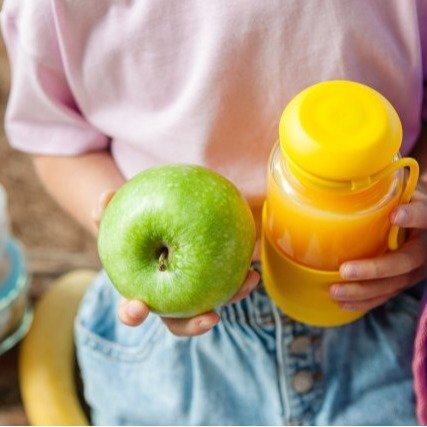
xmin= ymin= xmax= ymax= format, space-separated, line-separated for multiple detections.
xmin=261 ymin=80 xmax=419 ymax=327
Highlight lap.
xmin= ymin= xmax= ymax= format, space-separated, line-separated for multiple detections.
xmin=75 ymin=270 xmax=422 ymax=425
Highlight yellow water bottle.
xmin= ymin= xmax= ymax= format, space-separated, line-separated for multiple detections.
xmin=261 ymin=80 xmax=419 ymax=327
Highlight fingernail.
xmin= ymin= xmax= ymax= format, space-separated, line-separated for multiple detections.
xmin=392 ymin=209 xmax=408 ymax=225
xmin=197 ymin=319 xmax=217 ymax=331
xmin=127 ymin=300 xmax=145 ymax=318
xmin=249 ymin=276 xmax=261 ymax=291
xmin=251 ymin=270 xmax=261 ymax=283
xmin=341 ymin=264 xmax=359 ymax=279
xmin=340 ymin=303 xmax=357 ymax=311
xmin=330 ymin=285 xmax=346 ymax=299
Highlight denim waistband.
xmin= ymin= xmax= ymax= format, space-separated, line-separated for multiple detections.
xmin=220 ymin=261 xmax=276 ymax=325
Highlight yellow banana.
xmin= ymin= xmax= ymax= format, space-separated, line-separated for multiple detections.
xmin=19 ymin=270 xmax=96 ymax=426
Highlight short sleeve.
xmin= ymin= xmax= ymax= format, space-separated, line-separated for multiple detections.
xmin=0 ymin=2 xmax=109 ymax=155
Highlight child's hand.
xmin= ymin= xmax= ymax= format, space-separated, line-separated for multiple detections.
xmin=92 ymin=190 xmax=261 ymax=337
xmin=118 ymin=270 xmax=259 ymax=336
xmin=330 ymin=186 xmax=427 ymax=311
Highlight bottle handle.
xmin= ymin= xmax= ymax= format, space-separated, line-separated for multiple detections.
xmin=384 ymin=157 xmax=419 ymax=250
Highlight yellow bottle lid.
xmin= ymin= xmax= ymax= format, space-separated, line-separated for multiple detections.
xmin=279 ymin=80 xmax=402 ymax=182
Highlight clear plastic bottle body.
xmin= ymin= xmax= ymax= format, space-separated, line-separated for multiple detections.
xmin=265 ymin=143 xmax=404 ymax=270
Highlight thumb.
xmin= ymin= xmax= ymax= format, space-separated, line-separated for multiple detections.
xmin=92 ymin=189 xmax=116 ymax=229
xmin=118 ymin=299 xmax=150 ymax=327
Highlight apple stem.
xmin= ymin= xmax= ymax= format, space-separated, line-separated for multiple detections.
xmin=158 ymin=247 xmax=168 ymax=271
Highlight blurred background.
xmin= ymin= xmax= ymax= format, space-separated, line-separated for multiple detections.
xmin=0 ymin=20 xmax=99 ymax=425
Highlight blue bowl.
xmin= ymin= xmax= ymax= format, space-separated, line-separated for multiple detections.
xmin=0 ymin=238 xmax=32 ymax=355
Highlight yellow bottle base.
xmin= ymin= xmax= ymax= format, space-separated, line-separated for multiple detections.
xmin=261 ymin=207 xmax=365 ymax=327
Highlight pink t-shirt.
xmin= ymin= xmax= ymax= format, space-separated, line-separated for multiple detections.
xmin=1 ymin=0 xmax=427 ymax=232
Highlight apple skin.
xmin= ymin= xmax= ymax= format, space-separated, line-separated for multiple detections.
xmin=98 ymin=164 xmax=256 ymax=318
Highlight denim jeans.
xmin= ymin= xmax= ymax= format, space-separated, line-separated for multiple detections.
xmin=75 ymin=265 xmax=421 ymax=425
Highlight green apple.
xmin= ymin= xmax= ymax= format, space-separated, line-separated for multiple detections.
xmin=98 ymin=164 xmax=256 ymax=318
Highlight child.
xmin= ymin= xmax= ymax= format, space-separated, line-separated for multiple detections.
xmin=2 ymin=0 xmax=427 ymax=424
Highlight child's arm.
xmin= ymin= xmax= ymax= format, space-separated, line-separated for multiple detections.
xmin=33 ymin=151 xmax=260 ymax=336
xmin=330 ymin=127 xmax=427 ymax=310
xmin=33 ymin=151 xmax=125 ymax=236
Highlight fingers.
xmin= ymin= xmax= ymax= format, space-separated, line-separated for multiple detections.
xmin=118 ymin=299 xmax=220 ymax=336
xmin=340 ymin=234 xmax=427 ymax=280
xmin=413 ymin=187 xmax=427 ymax=203
xmin=336 ymin=230 xmax=427 ymax=312
xmin=331 ymin=265 xmax=427 ymax=303
xmin=337 ymin=293 xmax=398 ymax=312
xmin=391 ymin=201 xmax=427 ymax=229
xmin=92 ymin=189 xmax=116 ymax=228
xmin=118 ymin=268 xmax=258 ymax=336
xmin=227 ymin=269 xmax=260 ymax=304
xmin=162 ymin=312 xmax=220 ymax=337
xmin=161 ymin=269 xmax=259 ymax=336
xmin=118 ymin=299 xmax=150 ymax=326
xmin=161 ymin=268 xmax=258 ymax=337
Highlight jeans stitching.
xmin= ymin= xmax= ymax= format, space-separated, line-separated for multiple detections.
xmin=75 ymin=316 xmax=163 ymax=362
xmin=271 ymin=302 xmax=293 ymax=424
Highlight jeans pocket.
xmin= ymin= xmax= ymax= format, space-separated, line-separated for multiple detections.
xmin=74 ymin=274 xmax=167 ymax=424
xmin=74 ymin=270 xmax=164 ymax=363
xmin=75 ymin=312 xmax=163 ymax=363
xmin=75 ymin=315 xmax=165 ymax=425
